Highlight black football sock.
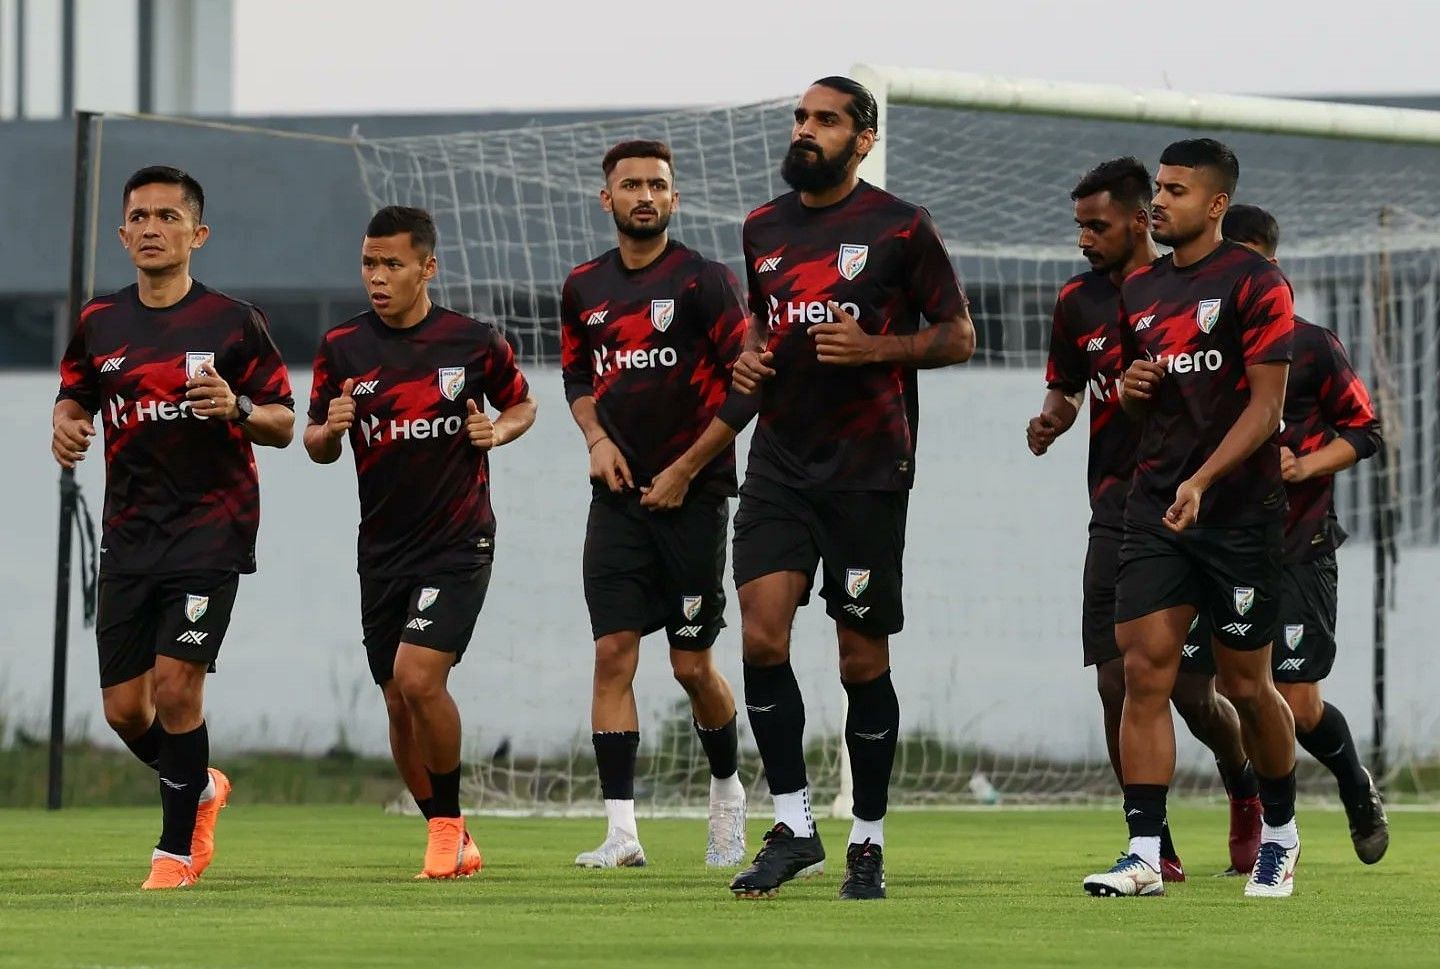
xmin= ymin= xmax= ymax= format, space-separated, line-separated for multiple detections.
xmin=592 ymin=731 xmax=640 ymax=800
xmin=843 ymin=669 xmax=900 ymax=824
xmin=415 ymin=796 xmax=436 ymax=820
xmin=742 ymin=661 xmax=808 ymax=796
xmin=1257 ymin=768 xmax=1297 ymax=829
xmin=1297 ymin=702 xmax=1369 ymax=806
xmin=156 ymin=722 xmax=209 ymax=858
xmin=123 ymin=719 xmax=164 ymax=771
xmin=1217 ymin=758 xmax=1259 ymax=801
xmin=694 ymin=715 xmax=739 ymax=781
xmin=427 ymin=765 xmax=463 ymax=819
xmin=1159 ymin=819 xmax=1179 ymax=862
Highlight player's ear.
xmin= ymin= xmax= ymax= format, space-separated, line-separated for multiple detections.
xmin=190 ymin=223 xmax=211 ymax=250
xmin=856 ymin=128 xmax=876 ymax=160
xmin=599 ymin=187 xmax=613 ymax=214
xmin=421 ymin=253 xmax=438 ymax=281
xmin=671 ymin=189 xmax=679 ymax=213
xmin=1210 ymin=194 xmax=1230 ymax=222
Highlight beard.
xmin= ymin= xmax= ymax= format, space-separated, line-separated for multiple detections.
xmin=1083 ymin=245 xmax=1131 ymax=276
xmin=781 ymin=135 xmax=858 ymax=193
xmin=613 ymin=207 xmax=671 ymax=240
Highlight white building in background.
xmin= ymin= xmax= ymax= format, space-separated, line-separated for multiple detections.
xmin=0 ymin=0 xmax=232 ymax=119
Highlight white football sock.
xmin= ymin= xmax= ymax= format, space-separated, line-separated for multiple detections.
xmin=849 ymin=816 xmax=884 ymax=847
xmin=773 ymin=788 xmax=814 ymax=837
xmin=1129 ymin=836 xmax=1161 ymax=871
xmin=152 ymin=848 xmax=193 ymax=866
xmin=604 ymin=798 xmax=637 ymax=838
xmin=1261 ymin=819 xmax=1299 ymax=849
xmin=709 ymin=771 xmax=744 ymax=804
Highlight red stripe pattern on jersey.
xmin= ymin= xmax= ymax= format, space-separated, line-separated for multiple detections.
xmin=56 ymin=283 xmax=293 ymax=575
xmin=308 ymin=307 xmax=530 ymax=578
xmin=741 ymin=182 xmax=967 ymax=490
xmin=1278 ymin=318 xmax=1381 ymax=561
xmin=1045 ymin=270 xmax=1139 ymax=528
xmin=559 ymin=241 xmax=749 ymax=494
xmin=1120 ymin=241 xmax=1294 ymax=526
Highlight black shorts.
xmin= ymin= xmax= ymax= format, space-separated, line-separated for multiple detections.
xmin=360 ymin=566 xmax=492 ymax=685
xmin=1085 ymin=525 xmax=1213 ymax=674
xmin=1273 ymin=553 xmax=1339 ymax=683
xmin=732 ymin=475 xmax=908 ymax=637
xmin=1116 ymin=519 xmax=1282 ymax=652
xmin=583 ymin=489 xmax=728 ymax=651
xmin=96 ymin=570 xmax=240 ymax=688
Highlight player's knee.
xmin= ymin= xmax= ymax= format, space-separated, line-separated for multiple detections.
xmin=102 ymin=704 xmax=151 ymax=738
xmin=1095 ymin=661 xmax=1126 ymax=715
xmin=1121 ymin=648 xmax=1169 ymax=700
xmin=670 ymin=652 xmax=711 ymax=696
xmin=593 ymin=635 xmax=638 ymax=688
xmin=1215 ymin=667 xmax=1263 ymax=712
xmin=741 ymin=623 xmax=789 ymax=666
xmin=1280 ymin=688 xmax=1323 ymax=733
xmin=392 ymin=664 xmax=444 ymax=706
xmin=837 ymin=633 xmax=888 ymax=684
xmin=380 ymin=683 xmax=409 ymax=724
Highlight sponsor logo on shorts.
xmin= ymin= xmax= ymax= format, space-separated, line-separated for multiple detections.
xmin=1196 ymin=298 xmax=1223 ymax=333
xmin=417 ymin=587 xmax=440 ymax=612
xmin=1182 ymin=642 xmax=1200 ymax=658
xmin=185 ymin=351 xmax=215 ymax=380
xmin=184 ymin=595 xmax=209 ymax=623
xmin=1233 ymin=587 xmax=1256 ymax=616
xmin=682 ymin=596 xmax=703 ymax=621
xmin=1277 ymin=658 xmax=1306 ymax=672
xmin=1220 ymin=622 xmax=1252 ymax=637
xmin=1284 ymin=624 xmax=1304 ymax=651
xmin=843 ymin=603 xmax=871 ymax=619
xmin=675 ymin=625 xmax=703 ymax=638
xmin=176 ymin=630 xmax=209 ymax=645
xmin=650 ymin=299 xmax=676 ymax=332
xmin=438 ymin=367 xmax=465 ymax=401
xmin=845 ymin=568 xmax=871 ymax=599
xmin=405 ymin=617 xmax=433 ymax=631
xmin=838 ymin=243 xmax=869 ymax=280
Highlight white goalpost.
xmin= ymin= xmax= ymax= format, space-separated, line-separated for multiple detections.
xmin=353 ymin=67 xmax=1440 ymax=813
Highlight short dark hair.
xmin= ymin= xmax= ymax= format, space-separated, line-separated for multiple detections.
xmin=122 ymin=165 xmax=205 ymax=222
xmin=1158 ymin=138 xmax=1240 ymax=196
xmin=1223 ymin=203 xmax=1281 ymax=258
xmin=601 ymin=140 xmax=673 ymax=180
xmin=1071 ymin=156 xmax=1152 ymax=214
xmin=811 ymin=75 xmax=879 ymax=134
xmin=365 ymin=205 xmax=437 ymax=254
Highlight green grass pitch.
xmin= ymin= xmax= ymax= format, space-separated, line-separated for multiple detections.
xmin=2 ymin=805 xmax=1437 ymax=968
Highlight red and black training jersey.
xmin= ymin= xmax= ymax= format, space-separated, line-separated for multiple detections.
xmin=308 ymin=307 xmax=531 ymax=579
xmin=559 ymin=241 xmax=749 ymax=496
xmin=1279 ymin=318 xmax=1381 ymax=562
xmin=1120 ymin=240 xmax=1294 ymax=527
xmin=56 ymin=282 xmax=294 ymax=575
xmin=1045 ymin=270 xmax=1139 ymax=529
xmin=742 ymin=181 xmax=967 ymax=491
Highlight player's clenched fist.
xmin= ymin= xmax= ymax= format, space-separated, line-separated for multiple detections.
xmin=1026 ymin=412 xmax=1065 ymax=456
xmin=732 ymin=349 xmax=776 ymax=395
xmin=466 ymin=398 xmax=497 ymax=450
xmin=325 ymin=378 xmax=357 ymax=437
xmin=1120 ymin=358 xmax=1166 ymax=404
xmin=52 ymin=414 xmax=96 ymax=469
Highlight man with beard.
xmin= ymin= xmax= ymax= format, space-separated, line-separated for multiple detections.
xmin=1083 ymin=140 xmax=1301 ymax=899
xmin=560 ymin=140 xmax=754 ymax=870
xmin=726 ymin=76 xmax=976 ymax=900
xmin=1029 ymin=157 xmax=1262 ymax=882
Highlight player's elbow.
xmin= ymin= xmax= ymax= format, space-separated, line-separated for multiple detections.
xmin=948 ymin=317 xmax=977 ymax=364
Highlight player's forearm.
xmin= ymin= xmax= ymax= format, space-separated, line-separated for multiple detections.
xmin=668 ymin=417 xmax=739 ymax=480
xmin=492 ymin=397 xmax=538 ymax=448
xmin=1296 ymin=437 xmax=1360 ymax=480
xmin=303 ymin=423 xmax=343 ymax=464
xmin=1041 ymin=389 xmax=1080 ymax=435
xmin=242 ymin=403 xmax=295 ymax=448
xmin=1192 ymin=396 xmax=1285 ymax=490
xmin=568 ymin=395 xmax=610 ymax=449
xmin=871 ymin=315 xmax=976 ymax=368
xmin=53 ymin=398 xmax=92 ymax=425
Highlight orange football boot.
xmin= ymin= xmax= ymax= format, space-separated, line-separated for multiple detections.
xmin=191 ymin=767 xmax=232 ymax=877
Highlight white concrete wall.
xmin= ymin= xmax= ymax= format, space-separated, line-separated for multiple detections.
xmin=3 ymin=368 xmax=1436 ymax=766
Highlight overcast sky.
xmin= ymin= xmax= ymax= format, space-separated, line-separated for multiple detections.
xmin=233 ymin=0 xmax=1440 ymax=115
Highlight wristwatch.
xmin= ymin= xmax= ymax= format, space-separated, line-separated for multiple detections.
xmin=234 ymin=395 xmax=254 ymax=424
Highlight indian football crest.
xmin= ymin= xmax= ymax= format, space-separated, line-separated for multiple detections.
xmin=1233 ymin=586 xmax=1256 ymax=616
xmin=184 ymin=595 xmax=209 ymax=623
xmin=682 ymin=596 xmax=703 ymax=621
xmin=185 ymin=351 xmax=216 ymax=380
xmin=650 ymin=299 xmax=676 ymax=333
xmin=1196 ymin=299 xmax=1223 ymax=334
xmin=417 ymin=587 xmax=440 ymax=612
xmin=438 ymin=367 xmax=465 ymax=401
xmin=838 ymin=244 xmax=869 ymax=281
xmin=1285 ymin=624 xmax=1304 ymax=651
xmin=845 ymin=568 xmax=871 ymax=599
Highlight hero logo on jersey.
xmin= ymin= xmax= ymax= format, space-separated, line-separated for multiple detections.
xmin=417 ymin=587 xmax=440 ymax=612
xmin=184 ymin=595 xmax=209 ymax=623
xmin=682 ymin=596 xmax=703 ymax=621
xmin=650 ymin=299 xmax=676 ymax=333
xmin=1284 ymin=624 xmax=1305 ymax=651
xmin=1088 ymin=372 xmax=1114 ymax=404
xmin=185 ymin=351 xmax=215 ymax=379
xmin=845 ymin=568 xmax=871 ymax=599
xmin=837 ymin=244 xmax=869 ymax=281
xmin=767 ymin=295 xmax=861 ymax=329
xmin=1196 ymin=298 xmax=1223 ymax=334
xmin=438 ymin=367 xmax=466 ymax=401
xmin=1233 ymin=586 xmax=1256 ymax=616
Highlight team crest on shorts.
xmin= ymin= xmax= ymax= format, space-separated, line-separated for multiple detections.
xmin=1196 ymin=299 xmax=1223 ymax=334
xmin=438 ymin=367 xmax=465 ymax=401
xmin=650 ymin=299 xmax=676 ymax=332
xmin=845 ymin=568 xmax=871 ymax=599
xmin=1284 ymin=624 xmax=1304 ymax=651
xmin=184 ymin=595 xmax=209 ymax=623
xmin=185 ymin=351 xmax=216 ymax=380
xmin=1233 ymin=586 xmax=1256 ymax=616
xmin=838 ymin=244 xmax=869 ymax=281
xmin=682 ymin=596 xmax=703 ymax=621
xmin=417 ymin=587 xmax=440 ymax=612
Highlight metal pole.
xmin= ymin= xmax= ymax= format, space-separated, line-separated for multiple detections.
xmin=60 ymin=0 xmax=75 ymax=118
xmin=49 ymin=109 xmax=98 ymax=810
xmin=1369 ymin=207 xmax=1395 ymax=785
xmin=137 ymin=0 xmax=154 ymax=114
xmin=15 ymin=0 xmax=26 ymax=118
